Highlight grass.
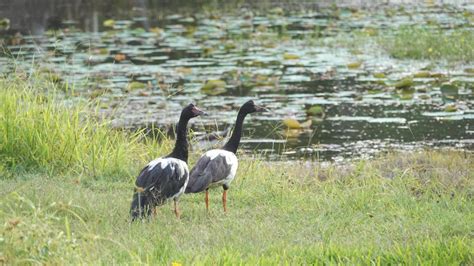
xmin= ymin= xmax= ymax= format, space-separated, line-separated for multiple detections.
xmin=0 ymin=71 xmax=171 ymax=180
xmin=1 ymin=152 xmax=473 ymax=264
xmin=378 ymin=26 xmax=474 ymax=62
xmin=0 ymin=74 xmax=473 ymax=264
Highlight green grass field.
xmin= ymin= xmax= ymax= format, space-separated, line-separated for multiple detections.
xmin=1 ymin=152 xmax=473 ymax=264
xmin=1 ymin=74 xmax=473 ymax=264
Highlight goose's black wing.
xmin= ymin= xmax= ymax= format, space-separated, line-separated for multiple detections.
xmin=185 ymin=151 xmax=233 ymax=193
xmin=136 ymin=158 xmax=189 ymax=203
xmin=130 ymin=158 xmax=189 ymax=220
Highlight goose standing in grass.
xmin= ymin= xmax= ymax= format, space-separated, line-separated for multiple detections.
xmin=130 ymin=104 xmax=205 ymax=220
xmin=185 ymin=100 xmax=267 ymax=212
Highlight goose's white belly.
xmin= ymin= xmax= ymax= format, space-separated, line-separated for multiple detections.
xmin=205 ymin=149 xmax=238 ymax=187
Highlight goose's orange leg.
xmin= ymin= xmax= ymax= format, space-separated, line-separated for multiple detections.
xmin=222 ymin=190 xmax=227 ymax=213
xmin=174 ymin=199 xmax=180 ymax=219
xmin=205 ymin=189 xmax=209 ymax=211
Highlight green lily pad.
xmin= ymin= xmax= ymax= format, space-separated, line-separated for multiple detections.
xmin=394 ymin=78 xmax=413 ymax=89
xmin=465 ymin=68 xmax=474 ymax=74
xmin=283 ymin=53 xmax=300 ymax=60
xmin=0 ymin=18 xmax=10 ymax=30
xmin=201 ymin=80 xmax=227 ymax=95
xmin=373 ymin=72 xmax=386 ymax=79
xmin=347 ymin=62 xmax=362 ymax=69
xmin=444 ymin=105 xmax=457 ymax=112
xmin=306 ymin=105 xmax=324 ymax=116
xmin=127 ymin=81 xmax=146 ymax=91
xmin=413 ymin=71 xmax=431 ymax=78
xmin=103 ymin=19 xmax=115 ymax=28
xmin=368 ymin=89 xmax=383 ymax=94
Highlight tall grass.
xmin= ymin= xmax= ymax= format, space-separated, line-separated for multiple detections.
xmin=378 ymin=26 xmax=474 ymax=61
xmin=0 ymin=72 xmax=171 ymax=180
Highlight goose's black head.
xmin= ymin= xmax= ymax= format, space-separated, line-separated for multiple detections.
xmin=240 ymin=100 xmax=267 ymax=115
xmin=181 ymin=103 xmax=205 ymax=119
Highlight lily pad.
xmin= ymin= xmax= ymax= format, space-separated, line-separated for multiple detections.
xmin=0 ymin=18 xmax=10 ymax=30
xmin=201 ymin=80 xmax=227 ymax=95
xmin=127 ymin=81 xmax=146 ymax=91
xmin=347 ymin=62 xmax=362 ymax=69
xmin=306 ymin=105 xmax=324 ymax=116
xmin=465 ymin=68 xmax=474 ymax=74
xmin=394 ymin=78 xmax=413 ymax=89
xmin=373 ymin=72 xmax=386 ymax=79
xmin=444 ymin=104 xmax=458 ymax=112
xmin=413 ymin=71 xmax=431 ymax=78
xmin=283 ymin=118 xmax=301 ymax=129
xmin=103 ymin=19 xmax=115 ymax=28
xmin=283 ymin=118 xmax=311 ymax=129
xmin=283 ymin=53 xmax=300 ymax=60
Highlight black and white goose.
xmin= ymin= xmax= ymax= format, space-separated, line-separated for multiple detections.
xmin=130 ymin=104 xmax=205 ymax=220
xmin=185 ymin=100 xmax=266 ymax=212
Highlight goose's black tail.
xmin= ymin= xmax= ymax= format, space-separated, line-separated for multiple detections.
xmin=130 ymin=190 xmax=151 ymax=221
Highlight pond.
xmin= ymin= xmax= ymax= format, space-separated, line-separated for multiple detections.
xmin=1 ymin=0 xmax=473 ymax=160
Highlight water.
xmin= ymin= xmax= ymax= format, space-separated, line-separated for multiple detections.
xmin=1 ymin=0 xmax=473 ymax=160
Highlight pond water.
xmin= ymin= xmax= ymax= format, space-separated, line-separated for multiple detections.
xmin=1 ymin=0 xmax=473 ymax=160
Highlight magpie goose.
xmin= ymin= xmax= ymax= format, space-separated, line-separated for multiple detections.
xmin=185 ymin=100 xmax=266 ymax=212
xmin=130 ymin=104 xmax=204 ymax=220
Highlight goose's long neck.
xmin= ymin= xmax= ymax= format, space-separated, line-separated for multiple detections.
xmin=223 ymin=110 xmax=247 ymax=154
xmin=168 ymin=116 xmax=190 ymax=162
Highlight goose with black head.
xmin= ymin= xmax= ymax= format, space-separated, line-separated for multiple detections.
xmin=185 ymin=100 xmax=267 ymax=212
xmin=130 ymin=104 xmax=205 ymax=221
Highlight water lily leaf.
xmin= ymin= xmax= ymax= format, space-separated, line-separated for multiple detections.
xmin=127 ymin=82 xmax=146 ymax=91
xmin=283 ymin=118 xmax=311 ymax=129
xmin=347 ymin=62 xmax=362 ymax=69
xmin=440 ymin=84 xmax=458 ymax=94
xmin=394 ymin=78 xmax=413 ymax=89
xmin=103 ymin=19 xmax=115 ymax=28
xmin=201 ymin=80 xmax=227 ymax=95
xmin=368 ymin=89 xmax=382 ymax=94
xmin=430 ymin=73 xmax=445 ymax=78
xmin=465 ymin=68 xmax=474 ymax=74
xmin=373 ymin=73 xmax=386 ymax=78
xmin=444 ymin=104 xmax=457 ymax=112
xmin=283 ymin=118 xmax=302 ymax=129
xmin=306 ymin=105 xmax=324 ymax=116
xmin=283 ymin=53 xmax=300 ymax=60
xmin=0 ymin=18 xmax=10 ymax=30
xmin=414 ymin=71 xmax=431 ymax=78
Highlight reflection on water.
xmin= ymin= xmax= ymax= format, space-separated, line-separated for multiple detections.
xmin=0 ymin=0 xmax=473 ymax=161
xmin=1 ymin=0 xmax=472 ymax=34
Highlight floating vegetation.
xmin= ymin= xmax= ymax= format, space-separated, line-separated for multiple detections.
xmin=0 ymin=3 xmax=472 ymax=160
xmin=393 ymin=78 xmax=414 ymax=89
xmin=201 ymin=79 xmax=227 ymax=95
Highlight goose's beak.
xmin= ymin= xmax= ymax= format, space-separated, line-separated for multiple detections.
xmin=192 ymin=106 xmax=207 ymax=116
xmin=255 ymin=105 xmax=269 ymax=112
